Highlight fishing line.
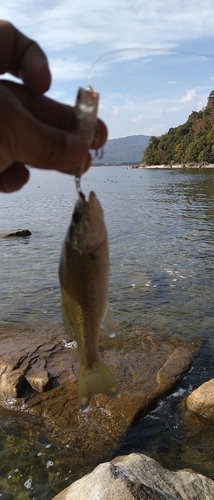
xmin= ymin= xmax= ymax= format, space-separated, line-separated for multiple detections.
xmin=88 ymin=46 xmax=214 ymax=86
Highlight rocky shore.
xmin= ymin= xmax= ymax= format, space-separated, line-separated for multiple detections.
xmin=0 ymin=324 xmax=196 ymax=446
xmin=0 ymin=323 xmax=214 ymax=498
xmin=130 ymin=162 xmax=214 ymax=169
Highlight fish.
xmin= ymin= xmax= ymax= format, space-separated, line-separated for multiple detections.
xmin=73 ymin=86 xmax=99 ymax=179
xmin=59 ymin=191 xmax=118 ymax=411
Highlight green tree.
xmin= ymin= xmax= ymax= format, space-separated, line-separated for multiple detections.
xmin=174 ymin=142 xmax=185 ymax=162
xmin=142 ymin=90 xmax=214 ymax=164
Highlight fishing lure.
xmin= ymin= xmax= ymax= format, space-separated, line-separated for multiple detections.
xmin=72 ymin=86 xmax=99 ymax=195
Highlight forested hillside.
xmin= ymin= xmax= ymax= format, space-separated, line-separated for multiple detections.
xmin=142 ymin=91 xmax=214 ymax=165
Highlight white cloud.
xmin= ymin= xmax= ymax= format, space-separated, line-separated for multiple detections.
xmin=1 ymin=1 xmax=214 ymax=103
xmin=132 ymin=114 xmax=144 ymax=123
xmin=180 ymin=88 xmax=204 ymax=111
xmin=180 ymin=89 xmax=197 ymax=103
xmin=2 ymin=0 xmax=214 ymax=56
xmin=48 ymin=57 xmax=90 ymax=80
xmin=111 ymin=105 xmax=120 ymax=118
xmin=99 ymin=86 xmax=209 ymax=138
xmin=1 ymin=1 xmax=214 ymax=139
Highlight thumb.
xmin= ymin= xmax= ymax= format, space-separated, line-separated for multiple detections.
xmin=0 ymin=86 xmax=89 ymax=176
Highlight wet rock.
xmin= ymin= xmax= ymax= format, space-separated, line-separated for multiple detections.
xmin=52 ymin=452 xmax=214 ymax=500
xmin=186 ymin=378 xmax=214 ymax=420
xmin=26 ymin=365 xmax=52 ymax=392
xmin=0 ymin=370 xmax=26 ymax=398
xmin=0 ymin=325 xmax=196 ymax=459
xmin=157 ymin=346 xmax=193 ymax=390
xmin=0 ymin=229 xmax=31 ymax=238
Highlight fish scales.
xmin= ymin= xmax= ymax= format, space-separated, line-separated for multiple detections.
xmin=61 ymin=250 xmax=107 ymax=364
xmin=59 ymin=191 xmax=118 ymax=411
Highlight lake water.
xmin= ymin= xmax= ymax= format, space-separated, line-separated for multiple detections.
xmin=0 ymin=166 xmax=214 ymax=498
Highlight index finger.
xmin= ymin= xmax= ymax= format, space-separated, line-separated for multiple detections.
xmin=0 ymin=20 xmax=51 ymax=93
xmin=0 ymin=79 xmax=108 ymax=149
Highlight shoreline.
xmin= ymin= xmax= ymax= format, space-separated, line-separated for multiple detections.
xmin=129 ymin=162 xmax=214 ymax=169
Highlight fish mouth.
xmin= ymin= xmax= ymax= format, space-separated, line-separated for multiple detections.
xmin=72 ymin=197 xmax=85 ymax=226
xmin=72 ymin=210 xmax=82 ymax=225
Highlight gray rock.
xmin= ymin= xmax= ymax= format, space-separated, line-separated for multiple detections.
xmin=51 ymin=452 xmax=214 ymax=500
xmin=186 ymin=378 xmax=214 ymax=420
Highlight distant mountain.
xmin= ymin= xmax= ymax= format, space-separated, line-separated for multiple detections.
xmin=93 ymin=135 xmax=150 ymax=165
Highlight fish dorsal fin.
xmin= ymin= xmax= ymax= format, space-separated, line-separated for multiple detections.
xmin=101 ymin=302 xmax=115 ymax=338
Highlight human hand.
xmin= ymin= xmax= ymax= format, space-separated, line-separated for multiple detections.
xmin=0 ymin=20 xmax=107 ymax=193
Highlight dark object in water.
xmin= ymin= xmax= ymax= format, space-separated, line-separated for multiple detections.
xmin=0 ymin=229 xmax=32 ymax=238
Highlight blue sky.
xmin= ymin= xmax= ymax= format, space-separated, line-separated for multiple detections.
xmin=1 ymin=0 xmax=214 ymax=139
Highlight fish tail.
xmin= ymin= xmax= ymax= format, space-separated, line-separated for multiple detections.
xmin=78 ymin=359 xmax=119 ymax=412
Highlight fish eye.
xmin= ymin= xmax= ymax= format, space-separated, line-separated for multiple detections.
xmin=72 ymin=210 xmax=81 ymax=224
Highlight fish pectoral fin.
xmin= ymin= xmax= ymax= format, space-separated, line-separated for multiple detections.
xmin=101 ymin=302 xmax=115 ymax=338
xmin=62 ymin=300 xmax=76 ymax=341
xmin=78 ymin=359 xmax=119 ymax=412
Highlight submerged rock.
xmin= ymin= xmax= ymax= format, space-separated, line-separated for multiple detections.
xmin=0 ymin=229 xmax=31 ymax=238
xmin=52 ymin=452 xmax=214 ymax=500
xmin=186 ymin=378 xmax=214 ymax=420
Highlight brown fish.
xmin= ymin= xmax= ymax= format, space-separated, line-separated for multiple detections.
xmin=59 ymin=191 xmax=118 ymax=411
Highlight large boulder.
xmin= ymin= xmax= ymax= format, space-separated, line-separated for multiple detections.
xmin=51 ymin=452 xmax=214 ymax=500
xmin=186 ymin=378 xmax=214 ymax=420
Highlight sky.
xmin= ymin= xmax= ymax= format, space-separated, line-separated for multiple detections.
xmin=1 ymin=0 xmax=214 ymax=139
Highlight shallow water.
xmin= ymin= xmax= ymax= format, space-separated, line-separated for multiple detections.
xmin=1 ymin=166 xmax=214 ymax=341
xmin=0 ymin=166 xmax=214 ymax=498
xmin=116 ymin=340 xmax=214 ymax=480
